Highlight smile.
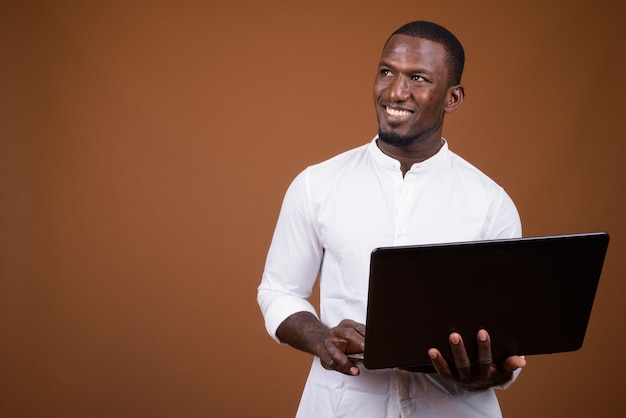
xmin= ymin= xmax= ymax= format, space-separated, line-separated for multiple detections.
xmin=385 ymin=106 xmax=412 ymax=116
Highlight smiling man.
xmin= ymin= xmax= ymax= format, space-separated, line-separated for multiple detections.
xmin=258 ymin=21 xmax=525 ymax=417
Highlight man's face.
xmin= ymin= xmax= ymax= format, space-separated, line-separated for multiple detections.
xmin=373 ymin=35 xmax=452 ymax=147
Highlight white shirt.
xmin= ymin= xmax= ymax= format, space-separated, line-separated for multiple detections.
xmin=258 ymin=137 xmax=522 ymax=417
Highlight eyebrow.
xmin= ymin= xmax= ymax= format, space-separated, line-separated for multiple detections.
xmin=378 ymin=60 xmax=435 ymax=77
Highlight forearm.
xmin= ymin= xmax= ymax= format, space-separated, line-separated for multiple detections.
xmin=276 ymin=311 xmax=329 ymax=357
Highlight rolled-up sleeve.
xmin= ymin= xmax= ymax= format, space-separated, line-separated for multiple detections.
xmin=257 ymin=169 xmax=323 ymax=342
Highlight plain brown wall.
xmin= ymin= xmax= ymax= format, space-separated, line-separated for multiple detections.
xmin=1 ymin=1 xmax=625 ymax=417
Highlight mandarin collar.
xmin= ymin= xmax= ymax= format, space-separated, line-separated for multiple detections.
xmin=367 ymin=135 xmax=450 ymax=174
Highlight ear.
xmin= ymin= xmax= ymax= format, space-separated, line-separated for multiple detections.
xmin=444 ymin=85 xmax=465 ymax=113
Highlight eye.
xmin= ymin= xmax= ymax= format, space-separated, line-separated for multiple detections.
xmin=380 ymin=69 xmax=392 ymax=77
xmin=411 ymin=75 xmax=427 ymax=82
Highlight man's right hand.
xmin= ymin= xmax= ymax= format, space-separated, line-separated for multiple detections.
xmin=317 ymin=319 xmax=366 ymax=375
xmin=276 ymin=312 xmax=365 ymax=376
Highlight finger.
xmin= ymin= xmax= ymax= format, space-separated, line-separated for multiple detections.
xmin=428 ymin=348 xmax=453 ymax=378
xmin=322 ymin=358 xmax=358 ymax=375
xmin=476 ymin=329 xmax=494 ymax=380
xmin=449 ymin=333 xmax=472 ymax=381
xmin=353 ymin=322 xmax=366 ymax=337
xmin=339 ymin=319 xmax=366 ymax=335
xmin=345 ymin=329 xmax=366 ymax=352
xmin=328 ymin=358 xmax=359 ymax=376
xmin=321 ymin=340 xmax=360 ymax=376
xmin=332 ymin=322 xmax=366 ymax=353
xmin=502 ymin=355 xmax=527 ymax=372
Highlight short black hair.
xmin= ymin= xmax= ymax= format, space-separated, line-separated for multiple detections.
xmin=386 ymin=21 xmax=465 ymax=86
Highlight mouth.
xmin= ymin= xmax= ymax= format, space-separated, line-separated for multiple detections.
xmin=384 ymin=106 xmax=413 ymax=117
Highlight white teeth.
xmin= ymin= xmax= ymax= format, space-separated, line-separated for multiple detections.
xmin=385 ymin=107 xmax=411 ymax=116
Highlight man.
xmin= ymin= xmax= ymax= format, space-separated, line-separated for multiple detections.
xmin=257 ymin=21 xmax=526 ymax=417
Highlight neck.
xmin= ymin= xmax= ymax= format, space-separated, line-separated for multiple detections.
xmin=376 ymin=136 xmax=444 ymax=176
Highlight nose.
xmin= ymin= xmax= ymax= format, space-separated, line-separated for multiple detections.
xmin=389 ymin=75 xmax=410 ymax=102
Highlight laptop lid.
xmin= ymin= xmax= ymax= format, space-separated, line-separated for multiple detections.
xmin=362 ymin=232 xmax=610 ymax=370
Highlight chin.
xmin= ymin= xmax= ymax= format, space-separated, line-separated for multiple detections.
xmin=378 ymin=130 xmax=419 ymax=147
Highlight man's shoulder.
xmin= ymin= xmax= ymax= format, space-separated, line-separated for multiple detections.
xmin=305 ymin=142 xmax=370 ymax=174
xmin=315 ymin=142 xmax=369 ymax=165
xmin=447 ymin=150 xmax=504 ymax=191
xmin=287 ymin=142 xmax=371 ymax=194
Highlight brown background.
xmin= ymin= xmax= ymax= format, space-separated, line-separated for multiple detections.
xmin=1 ymin=1 xmax=625 ymax=417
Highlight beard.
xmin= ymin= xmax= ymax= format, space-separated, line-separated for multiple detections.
xmin=377 ymin=115 xmax=444 ymax=148
xmin=377 ymin=130 xmax=422 ymax=147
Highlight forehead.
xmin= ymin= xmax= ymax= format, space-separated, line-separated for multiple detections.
xmin=379 ymin=34 xmax=448 ymax=74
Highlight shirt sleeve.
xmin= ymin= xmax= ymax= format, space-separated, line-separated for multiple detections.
xmin=257 ymin=169 xmax=324 ymax=342
xmin=484 ymin=187 xmax=522 ymax=240
xmin=496 ymin=366 xmax=523 ymax=390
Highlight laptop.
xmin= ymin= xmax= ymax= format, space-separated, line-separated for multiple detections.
xmin=360 ymin=232 xmax=610 ymax=370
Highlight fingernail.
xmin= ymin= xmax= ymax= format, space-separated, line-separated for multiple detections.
xmin=479 ymin=331 xmax=487 ymax=342
xmin=450 ymin=334 xmax=460 ymax=345
xmin=429 ymin=350 xmax=438 ymax=360
xmin=350 ymin=366 xmax=359 ymax=376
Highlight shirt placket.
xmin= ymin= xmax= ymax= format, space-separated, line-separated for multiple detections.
xmin=393 ymin=174 xmax=414 ymax=246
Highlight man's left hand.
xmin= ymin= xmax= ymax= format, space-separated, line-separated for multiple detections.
xmin=428 ymin=329 xmax=527 ymax=391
